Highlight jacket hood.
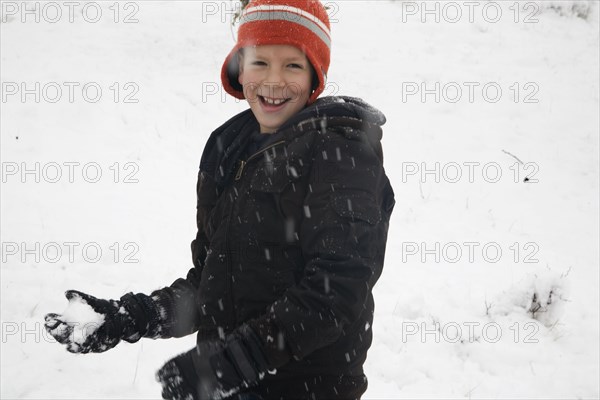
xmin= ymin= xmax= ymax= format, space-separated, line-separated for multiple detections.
xmin=281 ymin=96 xmax=386 ymax=131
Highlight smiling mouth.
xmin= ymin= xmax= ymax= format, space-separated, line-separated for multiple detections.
xmin=259 ymin=95 xmax=291 ymax=108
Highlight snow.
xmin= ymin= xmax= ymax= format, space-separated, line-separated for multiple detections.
xmin=50 ymin=292 xmax=106 ymax=348
xmin=1 ymin=1 xmax=599 ymax=399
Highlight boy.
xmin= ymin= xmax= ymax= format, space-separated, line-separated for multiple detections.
xmin=44 ymin=1 xmax=395 ymax=398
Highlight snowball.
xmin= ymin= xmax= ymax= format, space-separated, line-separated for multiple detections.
xmin=60 ymin=295 xmax=105 ymax=345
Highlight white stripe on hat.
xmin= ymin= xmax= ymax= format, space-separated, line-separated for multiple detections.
xmin=244 ymin=4 xmax=330 ymax=37
xmin=241 ymin=4 xmax=331 ymax=45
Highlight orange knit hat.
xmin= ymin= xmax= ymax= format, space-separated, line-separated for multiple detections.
xmin=221 ymin=0 xmax=331 ymax=104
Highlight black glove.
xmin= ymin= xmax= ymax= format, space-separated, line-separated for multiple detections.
xmin=156 ymin=324 xmax=270 ymax=400
xmin=44 ymin=289 xmax=158 ymax=353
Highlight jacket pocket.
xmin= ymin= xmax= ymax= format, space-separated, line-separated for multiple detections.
xmin=330 ymin=192 xmax=383 ymax=259
xmin=197 ymin=171 xmax=220 ymax=205
xmin=249 ymin=162 xmax=300 ymax=193
xmin=331 ymin=192 xmax=381 ymax=225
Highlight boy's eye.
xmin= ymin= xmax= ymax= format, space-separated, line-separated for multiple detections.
xmin=252 ymin=61 xmax=267 ymax=66
xmin=288 ymin=63 xmax=304 ymax=69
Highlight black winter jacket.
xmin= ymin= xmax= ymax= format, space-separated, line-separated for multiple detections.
xmin=151 ymin=96 xmax=395 ymax=397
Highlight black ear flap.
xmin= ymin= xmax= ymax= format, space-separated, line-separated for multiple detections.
xmin=310 ymin=64 xmax=319 ymax=92
xmin=227 ymin=51 xmax=244 ymax=93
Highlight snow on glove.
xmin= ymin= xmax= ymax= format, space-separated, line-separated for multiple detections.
xmin=44 ymin=289 xmax=157 ymax=353
xmin=156 ymin=324 xmax=270 ymax=400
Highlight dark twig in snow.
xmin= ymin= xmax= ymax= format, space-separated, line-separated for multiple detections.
xmin=502 ymin=149 xmax=534 ymax=182
xmin=502 ymin=149 xmax=525 ymax=165
xmin=484 ymin=299 xmax=493 ymax=316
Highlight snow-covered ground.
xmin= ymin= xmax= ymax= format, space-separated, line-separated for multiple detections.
xmin=1 ymin=1 xmax=598 ymax=398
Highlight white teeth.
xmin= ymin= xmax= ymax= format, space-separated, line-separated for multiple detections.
xmin=263 ymin=96 xmax=286 ymax=105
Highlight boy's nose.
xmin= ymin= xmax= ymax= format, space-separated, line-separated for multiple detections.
xmin=264 ymin=69 xmax=286 ymax=87
xmin=261 ymin=71 xmax=286 ymax=98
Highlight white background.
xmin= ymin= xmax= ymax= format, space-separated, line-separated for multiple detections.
xmin=1 ymin=1 xmax=599 ymax=398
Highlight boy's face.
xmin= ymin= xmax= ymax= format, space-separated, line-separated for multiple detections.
xmin=238 ymin=44 xmax=312 ymax=134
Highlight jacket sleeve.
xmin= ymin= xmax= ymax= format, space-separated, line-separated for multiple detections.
xmin=146 ymin=170 xmax=216 ymax=339
xmin=250 ymin=126 xmax=395 ymax=364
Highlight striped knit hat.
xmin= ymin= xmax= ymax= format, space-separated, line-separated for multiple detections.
xmin=221 ymin=0 xmax=331 ymax=104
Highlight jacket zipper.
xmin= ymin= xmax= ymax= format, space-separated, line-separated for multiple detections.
xmin=226 ymin=139 xmax=286 ymax=329
xmin=234 ymin=140 xmax=286 ymax=181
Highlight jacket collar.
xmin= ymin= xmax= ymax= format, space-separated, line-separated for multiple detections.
xmin=200 ymin=96 xmax=386 ymax=186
